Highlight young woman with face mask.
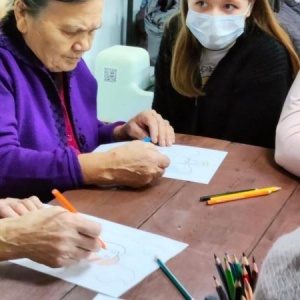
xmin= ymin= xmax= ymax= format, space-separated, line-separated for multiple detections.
xmin=152 ymin=0 xmax=300 ymax=149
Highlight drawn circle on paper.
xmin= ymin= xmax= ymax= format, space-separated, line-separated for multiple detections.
xmin=88 ymin=242 xmax=126 ymax=266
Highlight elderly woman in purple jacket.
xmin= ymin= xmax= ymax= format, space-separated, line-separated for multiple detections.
xmin=0 ymin=0 xmax=174 ymax=201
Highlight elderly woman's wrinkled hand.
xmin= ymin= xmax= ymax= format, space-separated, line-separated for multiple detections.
xmin=0 ymin=196 xmax=44 ymax=218
xmin=113 ymin=110 xmax=175 ymax=146
xmin=0 ymin=206 xmax=101 ymax=267
xmin=78 ymin=140 xmax=170 ymax=188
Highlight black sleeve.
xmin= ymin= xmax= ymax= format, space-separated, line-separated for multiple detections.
xmin=224 ymin=37 xmax=293 ymax=149
xmin=152 ymin=17 xmax=178 ymax=121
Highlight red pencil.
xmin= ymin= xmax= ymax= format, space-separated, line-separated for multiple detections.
xmin=242 ymin=253 xmax=253 ymax=287
xmin=242 ymin=265 xmax=250 ymax=284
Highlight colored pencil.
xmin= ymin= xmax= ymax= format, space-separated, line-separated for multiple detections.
xmin=233 ymin=254 xmax=242 ymax=282
xmin=241 ymin=265 xmax=250 ymax=286
xmin=214 ymin=276 xmax=228 ymax=300
xmin=224 ymin=258 xmax=235 ymax=300
xmin=200 ymin=189 xmax=254 ymax=201
xmin=51 ymin=189 xmax=107 ymax=249
xmin=251 ymin=256 xmax=259 ymax=290
xmin=242 ymin=253 xmax=253 ymax=287
xmin=207 ymin=187 xmax=281 ymax=205
xmin=244 ymin=285 xmax=250 ymax=300
xmin=155 ymin=256 xmax=194 ymax=300
xmin=244 ymin=278 xmax=253 ymax=299
xmin=215 ymin=254 xmax=230 ymax=299
xmin=225 ymin=253 xmax=237 ymax=281
xmin=234 ymin=280 xmax=243 ymax=300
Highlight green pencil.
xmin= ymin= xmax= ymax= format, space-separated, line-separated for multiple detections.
xmin=224 ymin=258 xmax=235 ymax=300
xmin=155 ymin=256 xmax=194 ymax=300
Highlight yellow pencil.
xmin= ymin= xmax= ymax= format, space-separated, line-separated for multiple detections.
xmin=207 ymin=186 xmax=281 ymax=205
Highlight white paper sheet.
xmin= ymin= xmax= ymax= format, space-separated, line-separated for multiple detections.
xmin=11 ymin=211 xmax=188 ymax=298
xmin=93 ymin=294 xmax=122 ymax=300
xmin=94 ymin=142 xmax=227 ymax=184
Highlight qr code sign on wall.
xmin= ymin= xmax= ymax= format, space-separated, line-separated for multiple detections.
xmin=104 ymin=68 xmax=117 ymax=83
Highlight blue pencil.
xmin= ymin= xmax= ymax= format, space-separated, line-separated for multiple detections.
xmin=155 ymin=256 xmax=194 ymax=300
xmin=142 ymin=136 xmax=152 ymax=142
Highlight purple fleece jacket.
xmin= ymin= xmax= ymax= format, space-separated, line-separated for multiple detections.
xmin=0 ymin=16 xmax=123 ymax=201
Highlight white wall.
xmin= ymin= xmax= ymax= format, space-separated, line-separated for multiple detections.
xmin=83 ymin=0 xmax=127 ymax=73
xmin=83 ymin=0 xmax=142 ymax=74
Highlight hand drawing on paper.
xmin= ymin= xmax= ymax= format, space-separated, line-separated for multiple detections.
xmin=10 ymin=209 xmax=188 ymax=298
xmin=94 ymin=142 xmax=228 ymax=184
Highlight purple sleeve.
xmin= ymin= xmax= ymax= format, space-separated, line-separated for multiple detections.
xmin=0 ymin=146 xmax=84 ymax=201
xmin=97 ymin=121 xmax=126 ymax=145
xmin=0 ymin=63 xmax=83 ymax=201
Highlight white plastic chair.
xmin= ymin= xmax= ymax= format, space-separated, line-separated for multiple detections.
xmin=95 ymin=45 xmax=154 ymax=122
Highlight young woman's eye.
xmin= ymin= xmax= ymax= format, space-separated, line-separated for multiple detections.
xmin=224 ymin=3 xmax=238 ymax=10
xmin=197 ymin=1 xmax=207 ymax=7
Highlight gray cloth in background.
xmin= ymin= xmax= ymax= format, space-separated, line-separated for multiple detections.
xmin=254 ymin=227 xmax=300 ymax=300
xmin=144 ymin=0 xmax=180 ymax=65
xmin=276 ymin=0 xmax=300 ymax=56
xmin=270 ymin=0 xmax=281 ymax=12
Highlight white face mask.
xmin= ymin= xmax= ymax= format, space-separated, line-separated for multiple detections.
xmin=186 ymin=5 xmax=251 ymax=50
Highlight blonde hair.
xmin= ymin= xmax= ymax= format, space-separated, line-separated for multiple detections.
xmin=171 ymin=0 xmax=300 ymax=97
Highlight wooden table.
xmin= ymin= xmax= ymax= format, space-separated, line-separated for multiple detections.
xmin=1 ymin=134 xmax=300 ymax=300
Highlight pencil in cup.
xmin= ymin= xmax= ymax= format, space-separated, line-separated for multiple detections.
xmin=225 ymin=252 xmax=237 ymax=282
xmin=244 ymin=278 xmax=254 ymax=299
xmin=213 ymin=276 xmax=228 ymax=300
xmin=224 ymin=258 xmax=235 ymax=300
xmin=233 ymin=254 xmax=243 ymax=282
xmin=214 ymin=254 xmax=231 ymax=299
xmin=234 ymin=280 xmax=243 ymax=300
xmin=51 ymin=189 xmax=106 ymax=250
xmin=242 ymin=253 xmax=253 ymax=287
xmin=207 ymin=187 xmax=281 ymax=205
xmin=251 ymin=257 xmax=259 ymax=290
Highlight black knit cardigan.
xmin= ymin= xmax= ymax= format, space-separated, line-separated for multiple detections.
xmin=152 ymin=16 xmax=293 ymax=149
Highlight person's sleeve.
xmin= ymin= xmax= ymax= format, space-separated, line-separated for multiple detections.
xmin=0 ymin=61 xmax=83 ymax=201
xmin=275 ymin=71 xmax=300 ymax=176
xmin=152 ymin=21 xmax=174 ymax=120
xmin=223 ymin=40 xmax=293 ymax=149
xmin=97 ymin=121 xmax=126 ymax=145
xmin=254 ymin=227 xmax=300 ymax=300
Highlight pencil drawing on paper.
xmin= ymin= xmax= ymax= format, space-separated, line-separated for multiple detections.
xmin=159 ymin=147 xmax=210 ymax=174
xmin=88 ymin=241 xmax=135 ymax=284
xmin=89 ymin=242 xmax=126 ymax=266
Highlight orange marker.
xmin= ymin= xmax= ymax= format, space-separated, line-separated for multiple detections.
xmin=52 ymin=189 xmax=106 ymax=250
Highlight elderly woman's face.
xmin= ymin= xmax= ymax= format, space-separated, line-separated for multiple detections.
xmin=15 ymin=0 xmax=103 ymax=72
